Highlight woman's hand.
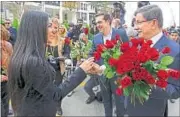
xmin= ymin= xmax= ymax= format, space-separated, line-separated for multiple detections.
xmin=79 ymin=57 xmax=94 ymax=73
xmin=1 ymin=75 xmax=8 ymax=82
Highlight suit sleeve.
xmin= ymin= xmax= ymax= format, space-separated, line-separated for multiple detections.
xmin=118 ymin=29 xmax=129 ymax=42
xmin=29 ymin=62 xmax=86 ymax=102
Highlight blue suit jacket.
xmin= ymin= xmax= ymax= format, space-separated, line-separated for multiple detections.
xmin=90 ymin=28 xmax=129 ymax=65
xmin=126 ymin=34 xmax=180 ymax=116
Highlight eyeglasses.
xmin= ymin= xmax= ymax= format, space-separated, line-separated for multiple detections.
xmin=134 ymin=19 xmax=156 ymax=26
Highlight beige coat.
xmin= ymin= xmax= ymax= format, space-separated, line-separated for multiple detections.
xmin=57 ymin=36 xmax=66 ymax=74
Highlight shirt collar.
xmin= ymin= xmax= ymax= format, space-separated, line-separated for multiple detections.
xmin=103 ymin=28 xmax=113 ymax=37
xmin=151 ymin=32 xmax=163 ymax=47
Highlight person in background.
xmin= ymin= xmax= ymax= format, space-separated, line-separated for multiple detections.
xmin=169 ymin=29 xmax=180 ymax=44
xmin=126 ymin=27 xmax=138 ymax=40
xmin=4 ymin=19 xmax=17 ymax=46
xmin=47 ymin=17 xmax=70 ymax=115
xmin=1 ymin=24 xmax=13 ymax=117
xmin=89 ymin=12 xmax=129 ymax=117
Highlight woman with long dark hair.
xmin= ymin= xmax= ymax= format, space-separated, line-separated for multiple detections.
xmin=8 ymin=10 xmax=96 ymax=116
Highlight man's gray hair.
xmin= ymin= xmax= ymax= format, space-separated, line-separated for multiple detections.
xmin=134 ymin=4 xmax=163 ymax=28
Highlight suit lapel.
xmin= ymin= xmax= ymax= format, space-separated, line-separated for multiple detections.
xmin=111 ymin=28 xmax=116 ymax=40
xmin=153 ymin=35 xmax=167 ymax=51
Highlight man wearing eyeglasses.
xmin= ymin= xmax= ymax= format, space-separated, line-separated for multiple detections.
xmin=124 ymin=5 xmax=180 ymax=117
xmin=4 ymin=19 xmax=17 ymax=46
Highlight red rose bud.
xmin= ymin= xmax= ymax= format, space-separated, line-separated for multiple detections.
xmin=115 ymin=34 xmax=120 ymax=40
xmin=157 ymin=70 xmax=168 ymax=80
xmin=105 ymin=40 xmax=115 ymax=48
xmin=108 ymin=57 xmax=118 ymax=67
xmin=97 ymin=44 xmax=106 ymax=53
xmin=120 ymin=42 xmax=130 ymax=52
xmin=162 ymin=47 xmax=171 ymax=54
xmin=156 ymin=80 xmax=168 ymax=88
xmin=112 ymin=39 xmax=118 ymax=45
xmin=64 ymin=37 xmax=71 ymax=45
xmin=116 ymin=88 xmax=123 ymax=95
xmin=146 ymin=40 xmax=153 ymax=45
xmin=83 ymin=28 xmax=89 ymax=35
xmin=168 ymin=70 xmax=180 ymax=79
xmin=120 ymin=76 xmax=132 ymax=88
xmin=148 ymin=48 xmax=159 ymax=61
xmin=93 ymin=52 xmax=101 ymax=61
xmin=131 ymin=38 xmax=140 ymax=47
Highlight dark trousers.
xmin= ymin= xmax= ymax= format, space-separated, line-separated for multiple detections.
xmin=1 ymin=81 xmax=9 ymax=117
xmin=99 ymin=76 xmax=125 ymax=117
xmin=84 ymin=75 xmax=99 ymax=97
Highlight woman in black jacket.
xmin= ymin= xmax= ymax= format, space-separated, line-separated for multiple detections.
xmin=8 ymin=10 xmax=95 ymax=116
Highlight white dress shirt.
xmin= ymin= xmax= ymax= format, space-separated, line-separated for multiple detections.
xmin=103 ymin=28 xmax=113 ymax=44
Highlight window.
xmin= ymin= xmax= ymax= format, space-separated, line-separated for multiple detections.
xmin=82 ymin=13 xmax=87 ymax=21
xmin=81 ymin=3 xmax=83 ymax=10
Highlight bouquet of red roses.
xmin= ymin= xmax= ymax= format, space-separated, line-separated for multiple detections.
xmin=93 ymin=34 xmax=122 ymax=79
xmin=94 ymin=37 xmax=180 ymax=104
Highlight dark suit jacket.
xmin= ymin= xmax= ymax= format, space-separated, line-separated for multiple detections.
xmin=11 ymin=61 xmax=87 ymax=116
xmin=126 ymin=34 xmax=180 ymax=116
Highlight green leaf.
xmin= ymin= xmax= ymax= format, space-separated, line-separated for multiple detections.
xmin=106 ymin=71 xmax=114 ymax=79
xmin=156 ymin=64 xmax=168 ymax=70
xmin=112 ymin=50 xmax=120 ymax=59
xmin=143 ymin=61 xmax=155 ymax=74
xmin=160 ymin=56 xmax=174 ymax=66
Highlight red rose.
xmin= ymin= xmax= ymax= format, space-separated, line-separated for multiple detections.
xmin=157 ymin=70 xmax=168 ymax=80
xmin=97 ymin=44 xmax=106 ymax=53
xmin=83 ymin=28 xmax=89 ymax=35
xmin=168 ymin=70 xmax=180 ymax=79
xmin=148 ymin=48 xmax=159 ymax=61
xmin=138 ymin=38 xmax=145 ymax=45
xmin=105 ymin=40 xmax=115 ymax=49
xmin=116 ymin=88 xmax=123 ymax=95
xmin=146 ymin=40 xmax=153 ymax=45
xmin=131 ymin=38 xmax=140 ymax=47
xmin=115 ymin=34 xmax=120 ymax=40
xmin=146 ymin=75 xmax=156 ymax=84
xmin=64 ymin=37 xmax=71 ymax=45
xmin=138 ymin=53 xmax=150 ymax=63
xmin=112 ymin=39 xmax=118 ymax=45
xmin=120 ymin=42 xmax=130 ymax=52
xmin=156 ymin=80 xmax=168 ymax=88
xmin=108 ymin=57 xmax=118 ymax=67
xmin=120 ymin=76 xmax=132 ymax=88
xmin=93 ymin=52 xmax=101 ymax=61
xmin=162 ymin=47 xmax=171 ymax=54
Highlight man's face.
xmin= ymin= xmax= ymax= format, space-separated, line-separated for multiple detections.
xmin=4 ymin=20 xmax=11 ymax=29
xmin=47 ymin=22 xmax=58 ymax=41
xmin=134 ymin=13 xmax=156 ymax=39
xmin=111 ymin=19 xmax=117 ymax=28
xmin=170 ymin=33 xmax=179 ymax=41
xmin=95 ymin=15 xmax=110 ymax=33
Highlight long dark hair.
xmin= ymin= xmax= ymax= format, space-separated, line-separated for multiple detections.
xmin=8 ymin=10 xmax=49 ymax=109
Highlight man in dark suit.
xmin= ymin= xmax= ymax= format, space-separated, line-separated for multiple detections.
xmin=90 ymin=13 xmax=129 ymax=117
xmin=124 ymin=5 xmax=180 ymax=116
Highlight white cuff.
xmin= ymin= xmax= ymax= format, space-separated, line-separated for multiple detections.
xmin=98 ymin=65 xmax=106 ymax=76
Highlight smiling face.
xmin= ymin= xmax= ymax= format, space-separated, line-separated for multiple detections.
xmin=134 ymin=13 xmax=158 ymax=39
xmin=95 ymin=15 xmax=110 ymax=34
xmin=47 ymin=22 xmax=58 ymax=41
